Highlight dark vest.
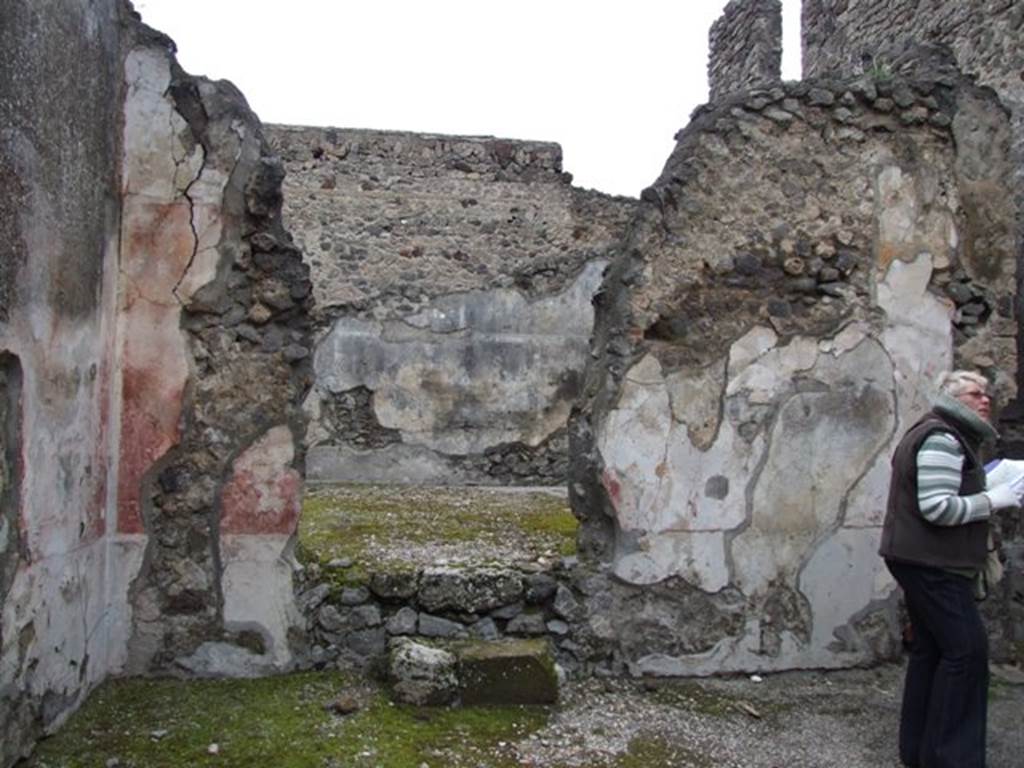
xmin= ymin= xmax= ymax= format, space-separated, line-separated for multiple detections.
xmin=878 ymin=410 xmax=988 ymax=570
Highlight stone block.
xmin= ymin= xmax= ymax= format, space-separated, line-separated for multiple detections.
xmin=418 ymin=613 xmax=467 ymax=639
xmin=417 ymin=567 xmax=523 ymax=614
xmin=388 ymin=639 xmax=458 ymax=706
xmin=456 ymin=638 xmax=558 ymax=706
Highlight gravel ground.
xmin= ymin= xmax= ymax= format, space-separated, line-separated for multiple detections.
xmin=508 ymin=663 xmax=1024 ymax=768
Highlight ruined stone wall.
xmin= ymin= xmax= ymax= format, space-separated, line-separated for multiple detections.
xmin=708 ymin=0 xmax=783 ymax=102
xmin=570 ymin=69 xmax=1018 ymax=675
xmin=802 ymin=0 xmax=1024 ymax=441
xmin=117 ymin=27 xmax=313 ymax=677
xmin=0 ymin=1 xmax=124 ymax=763
xmin=1 ymin=4 xmax=316 ymax=762
xmin=269 ymin=125 xmax=637 ymax=486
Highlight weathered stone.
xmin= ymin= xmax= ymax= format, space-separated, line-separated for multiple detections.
xmin=418 ymin=614 xmax=468 ymax=639
xmin=385 ymin=607 xmax=419 ymax=636
xmin=369 ymin=571 xmax=419 ymax=601
xmin=524 ymin=573 xmax=558 ymax=604
xmin=490 ymin=602 xmax=525 ymax=621
xmin=339 ymin=587 xmax=370 ymax=606
xmin=297 ymin=583 xmax=331 ymax=613
xmin=456 ymin=638 xmax=558 ymax=706
xmin=553 ymin=585 xmax=582 ymax=621
xmin=506 ymin=612 xmax=547 ymax=636
xmin=417 ymin=567 xmax=523 ymax=614
xmin=388 ymin=639 xmax=458 ymax=706
xmin=470 ymin=617 xmax=500 ymax=641
xmin=345 ymin=628 xmax=387 ymax=658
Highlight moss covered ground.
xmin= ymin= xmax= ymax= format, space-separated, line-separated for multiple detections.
xmin=25 ymin=671 xmax=549 ymax=768
xmin=298 ymin=484 xmax=578 ymax=586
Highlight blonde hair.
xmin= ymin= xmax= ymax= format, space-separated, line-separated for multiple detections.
xmin=935 ymin=370 xmax=989 ymax=398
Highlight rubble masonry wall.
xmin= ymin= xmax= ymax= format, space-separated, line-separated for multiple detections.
xmin=269 ymin=125 xmax=636 ymax=486
xmin=708 ymin=0 xmax=783 ymax=102
xmin=570 ymin=68 xmax=1019 ymax=675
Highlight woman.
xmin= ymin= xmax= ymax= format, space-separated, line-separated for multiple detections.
xmin=879 ymin=370 xmax=1024 ymax=768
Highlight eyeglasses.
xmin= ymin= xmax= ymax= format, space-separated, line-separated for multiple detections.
xmin=958 ymin=389 xmax=991 ymax=401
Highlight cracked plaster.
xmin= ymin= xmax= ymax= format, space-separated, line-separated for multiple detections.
xmin=311 ymin=261 xmax=605 ymax=458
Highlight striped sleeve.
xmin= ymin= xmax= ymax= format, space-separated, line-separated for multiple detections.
xmin=916 ymin=431 xmax=991 ymax=526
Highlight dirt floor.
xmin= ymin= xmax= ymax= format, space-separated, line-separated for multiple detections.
xmin=23 ymin=661 xmax=1024 ymax=768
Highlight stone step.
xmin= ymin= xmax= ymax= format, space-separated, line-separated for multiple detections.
xmin=295 ymin=483 xmax=585 ymax=674
xmin=388 ymin=636 xmax=559 ymax=707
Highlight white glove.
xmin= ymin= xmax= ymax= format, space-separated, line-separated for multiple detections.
xmin=985 ymin=474 xmax=1024 ymax=510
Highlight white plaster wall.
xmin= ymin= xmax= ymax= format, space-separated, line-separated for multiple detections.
xmin=596 ymin=246 xmax=956 ymax=673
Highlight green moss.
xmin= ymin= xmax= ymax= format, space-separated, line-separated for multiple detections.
xmin=299 ymin=485 xmax=577 ymax=580
xmin=520 ymin=505 xmax=580 ymax=556
xmin=332 ymin=695 xmax=549 ymax=767
xmin=28 ymin=672 xmax=349 ymax=768
xmin=26 ymin=672 xmax=551 ymax=768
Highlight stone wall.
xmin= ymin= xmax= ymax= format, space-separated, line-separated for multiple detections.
xmin=269 ymin=125 xmax=636 ymax=485
xmin=117 ymin=26 xmax=313 ymax=676
xmin=570 ymin=69 xmax=1018 ymax=675
xmin=0 ymin=1 xmax=125 ymax=763
xmin=1 ymin=3 xmax=316 ymax=763
xmin=708 ymin=0 xmax=783 ymax=102
xmin=802 ymin=0 xmax=1024 ymax=448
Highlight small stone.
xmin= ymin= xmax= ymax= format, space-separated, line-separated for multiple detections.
xmin=340 ymin=586 xmax=370 ymax=606
xmin=818 ymin=267 xmax=840 ymax=283
xmin=327 ymin=557 xmax=353 ymax=569
xmin=808 ymin=87 xmax=835 ymax=106
xmin=247 ymin=302 xmax=273 ymax=325
xmin=297 ymin=583 xmax=331 ymax=613
xmin=150 ymin=729 xmax=168 ymax=741
xmin=386 ymin=607 xmax=419 ymax=636
xmin=325 ymin=693 xmax=360 ymax=715
xmin=282 ymin=343 xmax=310 ymax=362
xmin=491 ymin=602 xmax=525 ymax=621
xmin=207 ymin=744 xmax=220 ymax=755
xmin=947 ymin=283 xmax=974 ymax=304
xmin=471 ymin=616 xmax=500 ymax=640
xmin=105 ymin=759 xmax=121 ymax=768
xmin=546 ymin=619 xmax=570 ymax=636
xmin=892 ymin=84 xmax=916 ymax=108
xmin=418 ymin=613 xmax=467 ymax=638
xmin=818 ymin=282 xmax=847 ymax=298
xmin=553 ymin=585 xmax=581 ymax=621
xmin=783 ymin=257 xmax=806 ymax=276
xmin=764 ymin=108 xmax=795 ymax=124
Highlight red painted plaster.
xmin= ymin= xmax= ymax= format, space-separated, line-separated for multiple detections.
xmin=220 ymin=427 xmax=301 ymax=536
xmin=115 ymin=200 xmax=193 ymax=534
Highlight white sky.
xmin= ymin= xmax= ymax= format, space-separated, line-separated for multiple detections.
xmin=135 ymin=1 xmax=802 ymax=197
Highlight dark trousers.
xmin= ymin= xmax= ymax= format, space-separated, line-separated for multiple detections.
xmin=886 ymin=560 xmax=988 ymax=768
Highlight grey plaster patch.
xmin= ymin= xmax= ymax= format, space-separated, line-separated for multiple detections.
xmin=312 ymin=261 xmax=605 ymax=455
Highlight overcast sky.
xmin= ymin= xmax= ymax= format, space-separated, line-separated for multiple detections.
xmin=135 ymin=1 xmax=802 ymax=197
